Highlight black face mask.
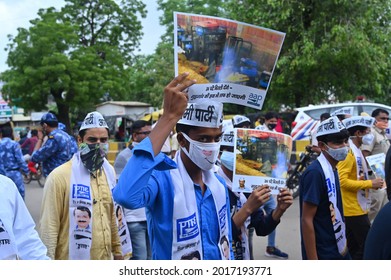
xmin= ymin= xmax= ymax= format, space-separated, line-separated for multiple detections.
xmin=267 ymin=123 xmax=277 ymax=130
xmin=79 ymin=143 xmax=107 ymax=173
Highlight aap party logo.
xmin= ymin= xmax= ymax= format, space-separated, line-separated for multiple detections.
xmin=247 ymin=92 xmax=263 ymax=107
xmin=72 ymin=184 xmax=91 ymax=200
xmin=176 ymin=213 xmax=199 ymax=242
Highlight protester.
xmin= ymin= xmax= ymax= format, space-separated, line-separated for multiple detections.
xmin=299 ymin=116 xmax=351 ymax=259
xmin=113 ymin=73 xmax=233 ymax=260
xmin=0 ymin=126 xmax=30 ymax=199
xmin=31 ymin=112 xmax=74 ymax=177
xmin=0 ymin=174 xmax=50 ymax=260
xmin=217 ymin=127 xmax=293 ymax=259
xmin=361 ymin=108 xmax=390 ymax=223
xmin=38 ymin=111 xmax=129 ymax=260
xmin=232 ymin=115 xmax=251 ymax=128
xmin=310 ymin=112 xmax=331 ymax=154
xmin=114 ymin=120 xmax=152 ymax=260
xmin=254 ymin=111 xmax=289 ymax=259
xmin=331 ymin=107 xmax=353 ymax=121
xmin=337 ymin=116 xmax=384 ymax=259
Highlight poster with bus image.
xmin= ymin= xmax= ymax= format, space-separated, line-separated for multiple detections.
xmin=232 ymin=128 xmax=293 ymax=194
xmin=174 ymin=12 xmax=285 ymax=110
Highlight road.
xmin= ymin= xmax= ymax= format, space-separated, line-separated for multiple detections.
xmin=25 ymin=180 xmax=302 ymax=260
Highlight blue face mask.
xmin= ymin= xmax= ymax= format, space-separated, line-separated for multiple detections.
xmin=220 ymin=151 xmax=234 ymax=171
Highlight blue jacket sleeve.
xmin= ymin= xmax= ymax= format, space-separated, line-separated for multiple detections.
xmin=113 ymin=137 xmax=177 ymax=209
xmin=31 ymin=137 xmax=59 ymax=163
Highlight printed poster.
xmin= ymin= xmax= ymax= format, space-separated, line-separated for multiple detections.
xmin=366 ymin=153 xmax=386 ymax=180
xmin=174 ymin=12 xmax=285 ymax=110
xmin=232 ymin=128 xmax=292 ymax=194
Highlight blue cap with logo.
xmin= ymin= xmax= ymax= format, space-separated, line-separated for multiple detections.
xmin=40 ymin=112 xmax=58 ymax=124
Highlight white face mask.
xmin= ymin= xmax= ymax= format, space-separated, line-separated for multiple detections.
xmin=181 ymin=133 xmax=220 ymax=171
xmin=324 ymin=144 xmax=349 ymax=161
xmin=361 ymin=133 xmax=374 ymax=145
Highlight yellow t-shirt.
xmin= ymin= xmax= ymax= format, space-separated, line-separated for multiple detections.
xmin=337 ymin=150 xmax=373 ymax=217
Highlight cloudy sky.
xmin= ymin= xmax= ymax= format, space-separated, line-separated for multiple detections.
xmin=0 ymin=0 xmax=165 ymax=73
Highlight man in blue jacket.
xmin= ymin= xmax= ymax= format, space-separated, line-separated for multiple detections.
xmin=114 ymin=73 xmax=233 ymax=260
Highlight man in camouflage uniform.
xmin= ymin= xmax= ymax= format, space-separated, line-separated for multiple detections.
xmin=31 ymin=112 xmax=74 ymax=177
xmin=0 ymin=126 xmax=30 ymax=199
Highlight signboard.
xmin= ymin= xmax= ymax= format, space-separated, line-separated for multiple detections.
xmin=0 ymin=99 xmax=12 ymax=118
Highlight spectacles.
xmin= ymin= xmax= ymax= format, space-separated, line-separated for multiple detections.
xmin=136 ymin=131 xmax=151 ymax=135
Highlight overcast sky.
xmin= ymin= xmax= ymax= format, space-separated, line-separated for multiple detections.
xmin=0 ymin=0 xmax=165 ymax=73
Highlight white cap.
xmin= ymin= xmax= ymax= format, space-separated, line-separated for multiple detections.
xmin=342 ymin=116 xmax=375 ymax=129
xmin=316 ymin=116 xmax=346 ymax=137
xmin=79 ymin=111 xmax=109 ymax=131
xmin=221 ymin=128 xmax=235 ymax=147
xmin=232 ymin=115 xmax=250 ymax=127
xmin=178 ymin=101 xmax=223 ymax=128
xmin=331 ymin=106 xmax=354 ymax=117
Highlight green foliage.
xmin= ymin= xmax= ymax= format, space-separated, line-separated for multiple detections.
xmin=226 ymin=0 xmax=391 ymax=110
xmin=1 ymin=0 xmax=146 ymax=130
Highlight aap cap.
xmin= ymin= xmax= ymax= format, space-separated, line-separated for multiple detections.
xmin=232 ymin=115 xmax=251 ymax=127
xmin=40 ymin=112 xmax=58 ymax=124
xmin=331 ymin=106 xmax=354 ymax=117
xmin=316 ymin=116 xmax=346 ymax=137
xmin=79 ymin=111 xmax=109 ymax=131
xmin=342 ymin=116 xmax=375 ymax=130
xmin=221 ymin=128 xmax=235 ymax=147
xmin=178 ymin=101 xmax=223 ymax=128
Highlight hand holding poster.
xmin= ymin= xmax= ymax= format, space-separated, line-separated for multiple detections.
xmin=174 ymin=12 xmax=285 ymax=110
xmin=366 ymin=153 xmax=386 ymax=181
xmin=232 ymin=128 xmax=293 ymax=194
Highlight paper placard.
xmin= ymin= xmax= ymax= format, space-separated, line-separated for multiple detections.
xmin=232 ymin=128 xmax=292 ymax=194
xmin=174 ymin=12 xmax=285 ymax=110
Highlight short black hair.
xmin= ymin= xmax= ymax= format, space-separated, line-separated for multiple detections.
xmin=74 ymin=206 xmax=91 ymax=218
xmin=347 ymin=125 xmax=368 ymax=135
xmin=372 ymin=108 xmax=389 ymax=118
xmin=180 ymin=250 xmax=201 ymax=260
xmin=42 ymin=120 xmax=58 ymax=128
xmin=1 ymin=127 xmax=14 ymax=139
xmin=31 ymin=129 xmax=38 ymax=137
xmin=131 ymin=120 xmax=150 ymax=133
xmin=175 ymin=123 xmax=193 ymax=135
xmin=265 ymin=111 xmax=278 ymax=120
xmin=320 ymin=112 xmax=331 ymax=121
xmin=317 ymin=129 xmax=350 ymax=144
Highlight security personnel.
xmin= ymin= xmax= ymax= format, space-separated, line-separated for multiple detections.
xmin=31 ymin=112 xmax=74 ymax=177
xmin=0 ymin=126 xmax=30 ymax=199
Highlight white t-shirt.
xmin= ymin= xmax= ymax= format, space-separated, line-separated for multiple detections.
xmin=0 ymin=175 xmax=50 ymax=259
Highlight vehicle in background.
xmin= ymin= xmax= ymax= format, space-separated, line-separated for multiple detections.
xmin=290 ymin=102 xmax=391 ymax=163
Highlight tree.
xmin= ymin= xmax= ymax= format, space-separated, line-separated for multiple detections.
xmin=1 ymin=0 xmax=146 ymax=131
xmin=226 ymin=0 xmax=391 ymax=110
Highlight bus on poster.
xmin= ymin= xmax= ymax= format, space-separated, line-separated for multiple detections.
xmin=174 ymin=12 xmax=285 ymax=110
xmin=232 ymin=128 xmax=293 ymax=194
